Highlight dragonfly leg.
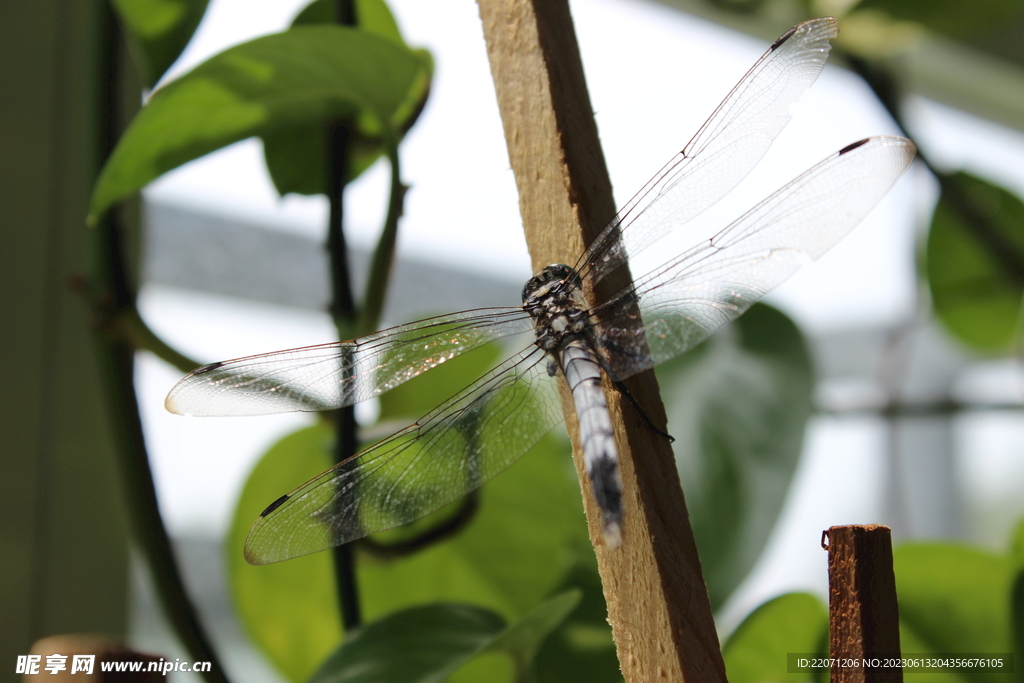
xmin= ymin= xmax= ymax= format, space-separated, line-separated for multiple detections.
xmin=612 ymin=378 xmax=675 ymax=443
xmin=590 ymin=335 xmax=674 ymax=442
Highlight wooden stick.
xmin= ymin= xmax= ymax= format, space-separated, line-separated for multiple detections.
xmin=476 ymin=2 xmax=726 ymax=682
xmin=823 ymin=525 xmax=903 ymax=683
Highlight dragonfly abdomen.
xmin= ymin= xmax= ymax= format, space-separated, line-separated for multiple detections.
xmin=561 ymin=340 xmax=623 ymax=548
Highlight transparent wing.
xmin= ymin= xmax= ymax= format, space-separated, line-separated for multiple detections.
xmin=167 ymin=18 xmax=837 ymax=418
xmin=581 ymin=17 xmax=838 ymax=283
xmin=243 ymin=347 xmax=562 ymax=564
xmin=592 ymin=136 xmax=916 ymax=378
xmin=165 ymin=308 xmax=533 ymax=416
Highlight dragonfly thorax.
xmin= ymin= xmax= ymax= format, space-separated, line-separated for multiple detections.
xmin=522 ymin=263 xmax=590 ymax=353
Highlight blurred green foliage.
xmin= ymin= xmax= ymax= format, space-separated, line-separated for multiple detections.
xmin=111 ymin=0 xmax=210 ymax=88
xmin=660 ymin=302 xmax=814 ymax=608
xmin=227 ymin=423 xmax=342 ymax=683
xmin=927 ymin=172 xmax=1024 ymax=353
xmin=723 ymin=592 xmax=828 ymax=683
xmin=855 ymin=0 xmax=1023 ymax=39
xmin=262 ymin=0 xmax=432 ymax=196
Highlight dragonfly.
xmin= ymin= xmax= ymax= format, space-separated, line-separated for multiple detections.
xmin=166 ymin=17 xmax=916 ymax=564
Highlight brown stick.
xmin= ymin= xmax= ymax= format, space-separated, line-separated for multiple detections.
xmin=475 ymin=2 xmax=726 ymax=682
xmin=824 ymin=525 xmax=903 ymax=683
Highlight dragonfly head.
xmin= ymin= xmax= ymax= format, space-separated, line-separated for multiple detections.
xmin=521 ymin=263 xmax=581 ymax=305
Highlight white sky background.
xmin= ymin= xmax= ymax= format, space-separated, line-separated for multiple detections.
xmin=136 ymin=0 xmax=1024 ymax=636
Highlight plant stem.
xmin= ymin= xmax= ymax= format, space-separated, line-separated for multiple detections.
xmin=94 ymin=8 xmax=228 ymax=681
xmin=327 ymin=123 xmax=363 ymax=633
xmin=357 ymin=134 xmax=405 ymax=337
xmin=93 ymin=272 xmax=229 ymax=683
xmin=325 ymin=0 xmax=362 ymax=633
xmin=117 ymin=306 xmax=201 ymax=373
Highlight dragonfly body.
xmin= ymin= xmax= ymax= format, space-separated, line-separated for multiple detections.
xmin=166 ymin=18 xmax=918 ymax=564
xmin=560 ymin=341 xmax=622 ymax=545
xmin=523 ymin=263 xmax=626 ymax=546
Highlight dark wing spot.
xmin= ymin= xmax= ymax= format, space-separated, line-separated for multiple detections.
xmin=839 ymin=138 xmax=870 ymax=155
xmin=261 ymin=494 xmax=290 ymax=517
xmin=192 ymin=361 xmax=224 ymax=375
xmin=772 ymin=25 xmax=798 ymax=50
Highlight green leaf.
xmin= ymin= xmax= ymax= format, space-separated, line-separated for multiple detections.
xmin=293 ymin=0 xmax=402 ymax=40
xmin=309 ymin=593 xmax=580 ymax=683
xmin=532 ymin=561 xmax=621 ymax=683
xmin=854 ymin=0 xmax=1023 ymax=39
xmin=227 ymin=423 xmax=341 ymax=683
xmin=898 ymin=628 xmax=966 ymax=683
xmin=895 ymin=543 xmax=1013 ymax=683
xmin=308 ymin=603 xmax=506 ymax=683
xmin=262 ymin=0 xmax=433 ymax=195
xmin=357 ymin=430 xmax=588 ymax=624
xmin=111 ymin=0 xmax=210 ymax=88
xmin=656 ymin=303 xmax=814 ymax=608
xmin=723 ymin=593 xmax=828 ymax=683
xmin=926 ymin=172 xmax=1024 ymax=353
xmin=484 ymin=590 xmax=582 ymax=680
xmin=89 ymin=25 xmax=428 ymax=222
xmin=1010 ymin=517 xmax=1024 ymax=569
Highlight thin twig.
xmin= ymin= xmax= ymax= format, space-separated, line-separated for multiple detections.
xmin=116 ymin=306 xmax=200 ymax=373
